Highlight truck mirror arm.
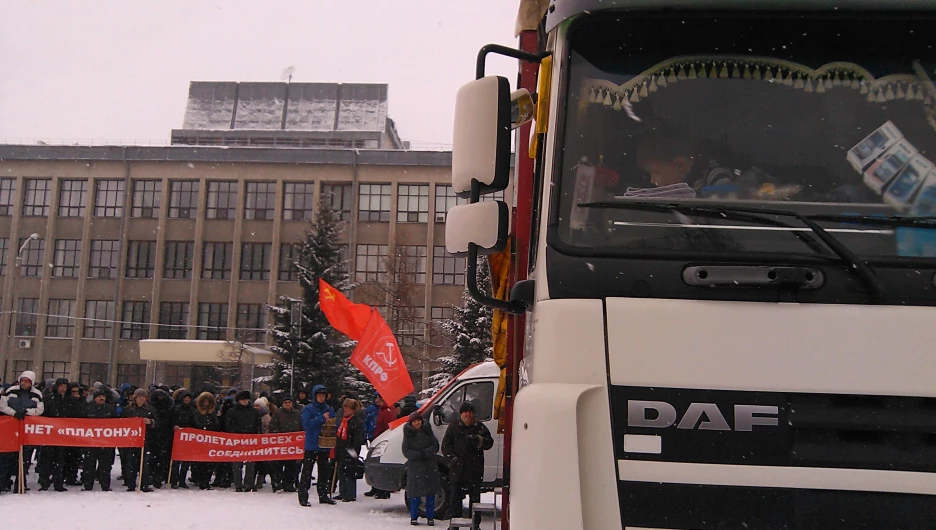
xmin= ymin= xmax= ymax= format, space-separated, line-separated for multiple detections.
xmin=476 ymin=44 xmax=551 ymax=80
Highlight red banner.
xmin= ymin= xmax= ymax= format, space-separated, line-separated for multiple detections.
xmin=349 ymin=308 xmax=414 ymax=406
xmin=22 ymin=417 xmax=145 ymax=448
xmin=0 ymin=417 xmax=21 ymax=452
xmin=319 ymin=278 xmax=372 ymax=339
xmin=171 ymin=428 xmax=305 ymax=462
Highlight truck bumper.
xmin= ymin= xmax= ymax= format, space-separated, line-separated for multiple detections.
xmin=364 ymin=459 xmax=405 ymax=492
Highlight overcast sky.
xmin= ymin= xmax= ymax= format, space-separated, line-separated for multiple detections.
xmin=0 ymin=1 xmax=521 ymax=148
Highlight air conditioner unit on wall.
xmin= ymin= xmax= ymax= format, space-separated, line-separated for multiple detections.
xmin=435 ymin=213 xmax=446 ymax=223
xmin=18 ymin=339 xmax=32 ymax=349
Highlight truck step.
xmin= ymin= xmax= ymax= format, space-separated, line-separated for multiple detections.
xmin=471 ymin=502 xmax=497 ymax=513
xmin=448 ymin=517 xmax=474 ymax=529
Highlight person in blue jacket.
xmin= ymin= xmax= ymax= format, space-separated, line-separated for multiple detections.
xmin=297 ymin=384 xmax=336 ymax=507
xmin=364 ymin=397 xmax=378 ymax=442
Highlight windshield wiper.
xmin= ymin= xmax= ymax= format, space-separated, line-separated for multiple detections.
xmin=580 ymin=200 xmax=886 ymax=303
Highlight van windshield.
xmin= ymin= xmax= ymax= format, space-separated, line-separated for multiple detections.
xmin=557 ymin=12 xmax=936 ymax=260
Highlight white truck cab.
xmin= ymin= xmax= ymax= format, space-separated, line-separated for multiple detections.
xmin=364 ymin=361 xmax=503 ymax=517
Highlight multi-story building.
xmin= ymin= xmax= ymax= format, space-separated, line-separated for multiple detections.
xmin=0 ymin=82 xmax=509 ymax=390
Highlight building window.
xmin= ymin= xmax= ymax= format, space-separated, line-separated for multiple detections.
xmin=322 ymin=183 xmax=352 ymax=221
xmin=121 ymin=301 xmax=150 ymax=340
xmin=15 ymin=298 xmax=39 ymax=336
xmin=169 ymin=180 xmax=199 ymax=219
xmin=197 ymin=303 xmax=228 ymax=340
xmin=240 ymin=243 xmax=272 ymax=281
xmin=430 ymin=306 xmax=456 ymax=344
xmin=12 ymin=361 xmax=30 ymax=377
xmin=435 ymin=184 xmax=467 ymax=221
xmin=79 ymin=362 xmax=109 ymax=386
xmin=126 ymin=241 xmax=156 ymax=279
xmin=163 ymin=241 xmax=194 ymax=280
xmin=283 ymin=182 xmax=315 ymax=221
xmin=433 ymin=246 xmax=465 ymax=285
xmin=52 ymin=239 xmax=82 ymax=277
xmin=46 ymin=299 xmax=76 ymax=338
xmin=0 ymin=238 xmax=7 ymax=276
xmin=236 ymin=303 xmax=266 ymax=343
xmin=206 ymin=181 xmax=237 ymax=220
xmin=278 ymin=243 xmax=300 ymax=282
xmin=58 ymin=180 xmax=87 ymax=217
xmin=202 ymin=242 xmax=233 ymax=280
xmin=132 ymin=180 xmax=161 ymax=218
xmin=400 ymin=245 xmax=427 ymax=284
xmin=245 ymin=182 xmax=276 ymax=220
xmin=159 ymin=302 xmax=190 ymax=339
xmin=431 ymin=306 xmax=455 ymax=321
xmin=0 ymin=178 xmax=15 ymax=216
xmin=397 ymin=184 xmax=430 ymax=223
xmin=355 ymin=244 xmax=388 ymax=283
xmin=358 ymin=183 xmax=391 ymax=222
xmin=481 ymin=190 xmax=507 ymax=202
xmin=19 ymin=238 xmax=45 ymax=277
xmin=163 ymin=364 xmax=192 ymax=388
xmin=94 ymin=180 xmax=125 ymax=217
xmin=117 ymin=364 xmax=145 ymax=387
xmin=392 ymin=307 xmax=426 ymax=347
xmin=23 ymin=179 xmax=52 ymax=217
xmin=42 ymin=362 xmax=70 ymax=381
xmin=88 ymin=240 xmax=120 ymax=279
xmin=84 ymin=300 xmax=115 ymax=340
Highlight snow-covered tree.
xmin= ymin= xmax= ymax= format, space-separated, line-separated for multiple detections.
xmin=432 ymin=258 xmax=494 ymax=391
xmin=265 ymin=198 xmax=358 ymax=394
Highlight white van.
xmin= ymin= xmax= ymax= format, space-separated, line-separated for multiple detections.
xmin=364 ymin=361 xmax=503 ymax=517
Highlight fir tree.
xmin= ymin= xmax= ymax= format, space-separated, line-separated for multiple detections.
xmin=431 ymin=258 xmax=494 ymax=391
xmin=265 ymin=198 xmax=359 ymax=394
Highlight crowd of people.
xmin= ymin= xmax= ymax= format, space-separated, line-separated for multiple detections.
xmin=0 ymin=370 xmax=494 ymax=527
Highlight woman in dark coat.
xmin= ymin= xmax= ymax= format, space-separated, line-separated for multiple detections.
xmin=190 ymin=392 xmax=220 ymax=490
xmin=333 ymin=398 xmax=366 ymax=502
xmin=403 ymin=412 xmax=441 ymax=526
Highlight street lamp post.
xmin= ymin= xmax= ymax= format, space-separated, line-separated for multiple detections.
xmin=2 ymin=233 xmax=39 ymax=382
xmin=289 ymin=298 xmax=303 ymax=396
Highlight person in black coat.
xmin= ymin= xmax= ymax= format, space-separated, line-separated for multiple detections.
xmin=38 ymin=378 xmax=70 ymax=492
xmin=190 ymin=392 xmax=220 ymax=490
xmin=268 ymin=395 xmax=303 ymax=492
xmin=170 ymin=389 xmax=195 ymax=489
xmin=64 ymin=382 xmax=85 ymax=486
xmin=441 ymin=401 xmax=494 ymax=519
xmin=403 ymin=412 xmax=442 ymax=526
xmin=148 ymin=388 xmax=175 ymax=488
xmin=82 ymin=389 xmax=118 ymax=491
xmin=121 ymin=388 xmax=157 ymax=492
xmin=225 ymin=390 xmax=262 ymax=492
xmin=334 ymin=398 xmax=366 ymax=502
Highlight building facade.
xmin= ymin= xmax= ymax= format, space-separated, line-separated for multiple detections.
xmin=0 ymin=145 xmax=506 ymax=390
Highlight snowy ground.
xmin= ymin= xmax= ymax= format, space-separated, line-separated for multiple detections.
xmin=2 ymin=457 xmax=500 ymax=529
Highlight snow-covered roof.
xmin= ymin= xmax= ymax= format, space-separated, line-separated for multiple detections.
xmin=460 ymin=361 xmax=501 ymax=380
xmin=181 ymin=81 xmax=389 ymax=133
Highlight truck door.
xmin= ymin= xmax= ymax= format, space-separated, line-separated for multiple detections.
xmin=431 ymin=379 xmax=500 ymax=483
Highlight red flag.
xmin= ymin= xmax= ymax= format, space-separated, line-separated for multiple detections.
xmin=349 ymin=308 xmax=414 ymax=406
xmin=318 ymin=278 xmax=372 ymax=340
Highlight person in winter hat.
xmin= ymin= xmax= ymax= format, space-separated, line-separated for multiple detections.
xmin=121 ymin=388 xmax=157 ymax=492
xmin=248 ymin=397 xmax=272 ymax=490
xmin=191 ymin=392 xmax=220 ymax=490
xmin=148 ymin=388 xmax=175 ymax=488
xmin=403 ymin=412 xmax=441 ymax=526
xmin=225 ymin=390 xmax=262 ymax=492
xmin=170 ymin=388 xmax=195 ymax=489
xmin=82 ymin=388 xmax=118 ymax=491
xmin=37 ymin=377 xmax=71 ymax=492
xmin=0 ymin=371 xmax=44 ymax=493
xmin=399 ymin=395 xmax=419 ymax=419
xmin=63 ymin=381 xmax=84 ymax=486
xmin=297 ymin=384 xmax=337 ymax=506
xmin=441 ymin=401 xmax=494 ymax=518
xmin=333 ymin=398 xmax=365 ymax=502
xmin=269 ymin=395 xmax=302 ymax=492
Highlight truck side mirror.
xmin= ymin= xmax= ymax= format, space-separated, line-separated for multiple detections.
xmin=451 ymin=75 xmax=512 ymax=197
xmin=445 ymin=200 xmax=509 ymax=257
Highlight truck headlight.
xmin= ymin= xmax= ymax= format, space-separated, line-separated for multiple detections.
xmin=369 ymin=440 xmax=388 ymax=460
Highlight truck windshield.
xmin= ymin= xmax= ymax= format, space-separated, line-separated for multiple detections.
xmin=557 ymin=11 xmax=936 ymax=260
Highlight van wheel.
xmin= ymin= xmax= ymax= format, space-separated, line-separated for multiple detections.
xmin=404 ymin=469 xmax=451 ymax=520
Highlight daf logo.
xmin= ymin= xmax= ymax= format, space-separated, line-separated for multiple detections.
xmin=627 ymin=400 xmax=779 ymax=432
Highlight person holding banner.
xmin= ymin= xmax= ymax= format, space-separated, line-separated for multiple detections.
xmin=269 ymin=395 xmax=302 ymax=493
xmin=38 ymin=377 xmax=71 ymax=492
xmin=190 ymin=392 xmax=220 ymax=490
xmin=121 ymin=388 xmax=157 ymax=492
xmin=81 ymin=388 xmax=119 ymax=491
xmin=170 ymin=389 xmax=195 ymax=490
xmin=224 ymin=390 xmax=262 ymax=492
xmin=0 ymin=371 xmax=44 ymax=493
xmin=298 ymin=384 xmax=337 ymax=507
